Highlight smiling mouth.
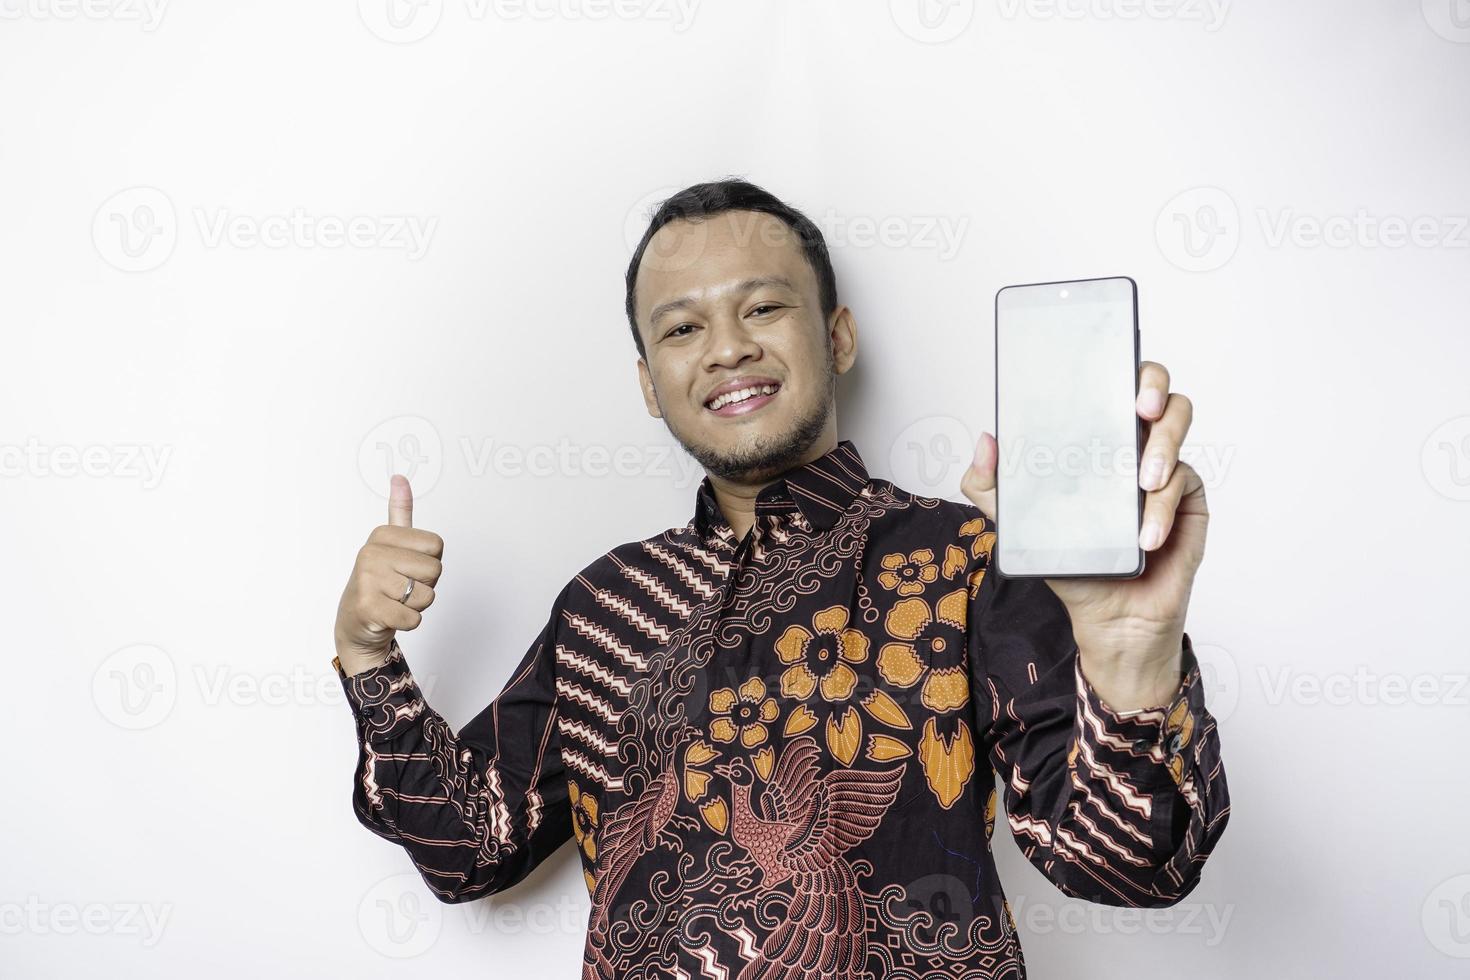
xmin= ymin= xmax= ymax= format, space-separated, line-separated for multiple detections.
xmin=705 ymin=382 xmax=781 ymax=417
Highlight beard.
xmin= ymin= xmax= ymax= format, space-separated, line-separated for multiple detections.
xmin=661 ymin=340 xmax=837 ymax=485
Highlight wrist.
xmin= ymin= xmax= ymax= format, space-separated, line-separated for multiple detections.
xmin=1074 ymin=624 xmax=1186 ymax=713
xmin=334 ymin=635 xmax=394 ymax=678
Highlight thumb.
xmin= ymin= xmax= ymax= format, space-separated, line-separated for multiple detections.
xmin=960 ymin=432 xmax=998 ymax=522
xmin=388 ymin=474 xmax=414 ymax=528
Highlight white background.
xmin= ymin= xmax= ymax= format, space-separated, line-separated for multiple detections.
xmin=3 ymin=2 xmax=1468 ymax=977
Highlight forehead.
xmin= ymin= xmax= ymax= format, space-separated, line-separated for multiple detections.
xmin=634 ymin=210 xmax=818 ymax=322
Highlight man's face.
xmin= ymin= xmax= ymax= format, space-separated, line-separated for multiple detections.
xmin=633 ymin=210 xmax=856 ymax=483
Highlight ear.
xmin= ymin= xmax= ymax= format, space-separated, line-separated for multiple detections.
xmin=830 ymin=306 xmax=858 ymax=376
xmin=637 ymin=357 xmax=663 ymax=418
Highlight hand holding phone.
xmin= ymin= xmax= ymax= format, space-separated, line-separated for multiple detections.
xmin=958 ymin=274 xmax=1211 ymax=705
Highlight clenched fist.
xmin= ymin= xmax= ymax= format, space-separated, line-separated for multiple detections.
xmin=334 ymin=474 xmax=444 ymax=677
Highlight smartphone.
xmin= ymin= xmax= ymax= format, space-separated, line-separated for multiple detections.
xmin=993 ymin=276 xmax=1144 ymax=578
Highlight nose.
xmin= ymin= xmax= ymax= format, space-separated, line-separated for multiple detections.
xmin=702 ymin=311 xmax=762 ymax=370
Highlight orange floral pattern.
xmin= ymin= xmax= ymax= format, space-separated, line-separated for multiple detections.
xmin=878 ymin=548 xmax=939 ymax=596
xmin=877 ymin=588 xmax=971 ymax=714
xmin=709 ymin=676 xmax=780 ymax=748
xmin=776 ymin=604 xmax=870 ymax=703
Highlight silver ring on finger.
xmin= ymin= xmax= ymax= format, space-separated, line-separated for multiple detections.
xmin=400 ymin=577 xmax=416 ymax=604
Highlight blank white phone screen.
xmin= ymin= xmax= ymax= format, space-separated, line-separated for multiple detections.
xmin=995 ymin=278 xmax=1140 ymax=576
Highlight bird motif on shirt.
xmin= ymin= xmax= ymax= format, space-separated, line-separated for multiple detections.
xmin=582 ymin=725 xmax=700 ymax=980
xmin=713 ymin=736 xmax=906 ymax=980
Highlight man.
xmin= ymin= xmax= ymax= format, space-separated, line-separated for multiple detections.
xmin=332 ymin=180 xmax=1229 ymax=979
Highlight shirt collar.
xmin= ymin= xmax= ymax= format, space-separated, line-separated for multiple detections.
xmin=693 ymin=438 xmax=869 ymax=543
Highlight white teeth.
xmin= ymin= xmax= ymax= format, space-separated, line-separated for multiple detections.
xmin=707 ymin=383 xmax=778 ymax=411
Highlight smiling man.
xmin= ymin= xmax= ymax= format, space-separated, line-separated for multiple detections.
xmin=332 ymin=180 xmax=1230 ymax=979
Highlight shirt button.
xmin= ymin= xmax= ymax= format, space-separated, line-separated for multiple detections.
xmin=358 ymin=706 xmax=374 ymax=719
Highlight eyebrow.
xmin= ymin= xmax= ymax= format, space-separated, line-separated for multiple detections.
xmin=647 ymin=276 xmax=796 ymax=328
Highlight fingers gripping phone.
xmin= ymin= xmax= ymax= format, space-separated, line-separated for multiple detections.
xmin=993 ymin=276 xmax=1144 ymax=578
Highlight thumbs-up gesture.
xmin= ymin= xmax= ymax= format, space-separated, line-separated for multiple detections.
xmin=333 ymin=475 xmax=445 ymax=677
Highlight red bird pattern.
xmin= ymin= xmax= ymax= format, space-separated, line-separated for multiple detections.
xmin=715 ymin=736 xmax=904 ymax=979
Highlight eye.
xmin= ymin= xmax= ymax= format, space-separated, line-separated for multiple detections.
xmin=665 ymin=323 xmax=697 ymax=339
xmin=749 ymin=304 xmax=782 ymax=317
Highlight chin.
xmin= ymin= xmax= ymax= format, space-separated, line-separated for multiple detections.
xmin=679 ymin=412 xmax=828 ymax=483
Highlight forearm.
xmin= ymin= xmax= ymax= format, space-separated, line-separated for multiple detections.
xmin=339 ymin=640 xmax=565 ymax=903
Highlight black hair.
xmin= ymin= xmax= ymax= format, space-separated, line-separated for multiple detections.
xmin=623 ymin=178 xmax=838 ymax=359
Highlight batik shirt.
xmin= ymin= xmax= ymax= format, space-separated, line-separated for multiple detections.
xmin=335 ymin=438 xmax=1230 ymax=980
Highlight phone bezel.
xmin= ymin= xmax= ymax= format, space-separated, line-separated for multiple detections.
xmin=992 ymin=275 xmax=1146 ymax=580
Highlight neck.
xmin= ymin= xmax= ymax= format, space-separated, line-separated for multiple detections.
xmin=729 ymin=782 xmax=755 ymax=835
xmin=706 ymin=433 xmax=838 ymax=541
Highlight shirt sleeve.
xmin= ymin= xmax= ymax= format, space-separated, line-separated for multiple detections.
xmin=968 ymin=554 xmax=1231 ymax=908
xmin=334 ymin=584 xmax=574 ymax=904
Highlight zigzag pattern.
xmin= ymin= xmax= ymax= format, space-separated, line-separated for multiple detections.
xmin=643 ymin=541 xmax=719 ymax=601
xmin=555 ymin=645 xmax=632 ymax=696
xmin=555 ymin=678 xmax=622 ymax=726
xmin=563 ymin=747 xmax=623 ymax=791
xmin=557 ymin=716 xmax=616 ymax=755
xmin=620 ymin=564 xmax=696 ymax=619
xmin=594 ymin=587 xmax=675 ymax=644
xmin=566 ymin=612 xmax=648 ymax=672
